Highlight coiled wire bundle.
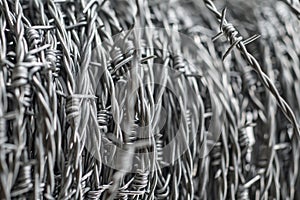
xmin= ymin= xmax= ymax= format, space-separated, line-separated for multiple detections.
xmin=0 ymin=0 xmax=300 ymax=199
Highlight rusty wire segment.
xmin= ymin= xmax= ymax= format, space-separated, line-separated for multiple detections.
xmin=0 ymin=0 xmax=300 ymax=199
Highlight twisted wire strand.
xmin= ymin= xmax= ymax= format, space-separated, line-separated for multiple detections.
xmin=0 ymin=0 xmax=299 ymax=199
xmin=233 ymin=50 xmax=265 ymax=111
xmin=203 ymin=0 xmax=300 ymax=139
xmin=257 ymin=6 xmax=300 ymax=198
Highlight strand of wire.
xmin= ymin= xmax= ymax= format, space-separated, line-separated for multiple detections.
xmin=203 ymin=0 xmax=300 ymax=139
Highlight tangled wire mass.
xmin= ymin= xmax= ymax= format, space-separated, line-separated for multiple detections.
xmin=1 ymin=0 xmax=300 ymax=199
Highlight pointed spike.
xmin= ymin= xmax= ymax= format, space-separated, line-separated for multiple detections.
xmin=222 ymin=39 xmax=241 ymax=61
xmin=220 ymin=8 xmax=227 ymax=31
xmin=212 ymin=32 xmax=223 ymax=42
xmin=244 ymin=34 xmax=261 ymax=45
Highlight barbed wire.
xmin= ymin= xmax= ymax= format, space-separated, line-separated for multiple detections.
xmin=0 ymin=0 xmax=300 ymax=199
xmin=203 ymin=0 xmax=300 ymax=139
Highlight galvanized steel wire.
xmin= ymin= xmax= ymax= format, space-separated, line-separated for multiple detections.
xmin=0 ymin=0 xmax=300 ymax=199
